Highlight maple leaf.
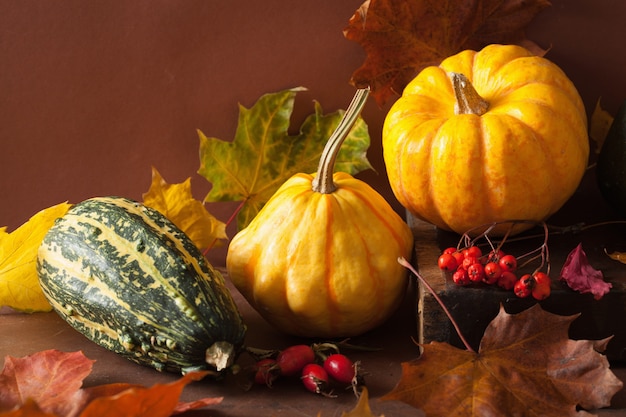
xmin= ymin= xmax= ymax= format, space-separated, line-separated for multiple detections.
xmin=142 ymin=166 xmax=227 ymax=250
xmin=382 ymin=304 xmax=623 ymax=417
xmin=590 ymin=98 xmax=614 ymax=154
xmin=561 ymin=243 xmax=612 ymax=301
xmin=0 ymin=400 xmax=58 ymax=417
xmin=78 ymin=371 xmax=217 ymax=417
xmin=343 ymin=0 xmax=551 ymax=105
xmin=606 ymin=250 xmax=626 ymax=264
xmin=197 ymin=87 xmax=372 ymax=230
xmin=0 ymin=350 xmax=93 ymax=417
xmin=340 ymin=388 xmax=383 ymax=417
xmin=0 ymin=202 xmax=71 ymax=313
xmin=0 ymin=350 xmax=219 ymax=417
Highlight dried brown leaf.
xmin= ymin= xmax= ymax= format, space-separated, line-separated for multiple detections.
xmin=383 ymin=304 xmax=622 ymax=416
xmin=344 ymin=0 xmax=551 ymax=105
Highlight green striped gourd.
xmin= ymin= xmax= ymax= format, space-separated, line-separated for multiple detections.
xmin=37 ymin=196 xmax=246 ymax=374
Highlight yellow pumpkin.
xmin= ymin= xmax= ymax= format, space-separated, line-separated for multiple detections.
xmin=382 ymin=44 xmax=589 ymax=236
xmin=227 ymin=89 xmax=414 ymax=338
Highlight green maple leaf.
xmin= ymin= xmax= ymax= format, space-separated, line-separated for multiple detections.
xmin=197 ymin=87 xmax=372 ymax=230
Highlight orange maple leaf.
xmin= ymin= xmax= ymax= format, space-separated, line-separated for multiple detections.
xmin=0 ymin=400 xmax=58 ymax=417
xmin=78 ymin=372 xmax=218 ymax=417
xmin=344 ymin=0 xmax=551 ymax=105
xmin=382 ymin=304 xmax=623 ymax=416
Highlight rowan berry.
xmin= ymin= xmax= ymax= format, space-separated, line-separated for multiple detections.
xmin=467 ymin=262 xmax=485 ymax=283
xmin=483 ymin=262 xmax=502 ymax=284
xmin=442 ymin=247 xmax=457 ymax=255
xmin=462 ymin=246 xmax=482 ymax=260
xmin=514 ymin=275 xmax=534 ymax=298
xmin=487 ymin=249 xmax=505 ymax=263
xmin=451 ymin=251 xmax=465 ymax=266
xmin=452 ymin=267 xmax=471 ymax=286
xmin=462 ymin=256 xmax=479 ymax=270
xmin=532 ymin=282 xmax=551 ymax=300
xmin=438 ymin=253 xmax=458 ymax=272
xmin=532 ymin=271 xmax=551 ymax=287
xmin=498 ymin=254 xmax=518 ymax=272
xmin=531 ymin=272 xmax=551 ymax=300
xmin=497 ymin=271 xmax=518 ymax=290
xmin=519 ymin=273 xmax=536 ymax=289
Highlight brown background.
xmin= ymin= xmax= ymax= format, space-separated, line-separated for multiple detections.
xmin=2 ymin=0 xmax=625 ymax=248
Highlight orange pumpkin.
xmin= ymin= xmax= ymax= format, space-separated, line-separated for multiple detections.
xmin=226 ymin=89 xmax=414 ymax=338
xmin=382 ymin=44 xmax=589 ymax=235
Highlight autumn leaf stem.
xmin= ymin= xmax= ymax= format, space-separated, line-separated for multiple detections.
xmin=312 ymin=88 xmax=370 ymax=194
xmin=397 ymin=256 xmax=476 ymax=353
xmin=202 ymin=199 xmax=247 ymax=256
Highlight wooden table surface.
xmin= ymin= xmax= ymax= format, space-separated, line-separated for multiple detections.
xmin=2 ymin=268 xmax=626 ymax=416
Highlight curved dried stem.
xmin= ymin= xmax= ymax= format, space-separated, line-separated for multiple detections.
xmin=456 ymin=220 xmax=551 ymax=273
xmin=398 ymin=257 xmax=476 ymax=353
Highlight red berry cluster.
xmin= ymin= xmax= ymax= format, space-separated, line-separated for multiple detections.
xmin=438 ymin=245 xmax=551 ymax=300
xmin=251 ymin=344 xmax=362 ymax=396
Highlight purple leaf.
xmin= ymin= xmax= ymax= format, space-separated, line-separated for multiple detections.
xmin=560 ymin=243 xmax=611 ymax=300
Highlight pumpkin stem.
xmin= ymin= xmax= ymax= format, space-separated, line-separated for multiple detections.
xmin=449 ymin=72 xmax=489 ymax=116
xmin=312 ymin=88 xmax=370 ymax=194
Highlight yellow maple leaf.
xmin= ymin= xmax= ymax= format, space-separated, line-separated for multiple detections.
xmin=142 ymin=167 xmax=227 ymax=251
xmin=0 ymin=202 xmax=71 ymax=312
xmin=606 ymin=249 xmax=626 ymax=264
xmin=341 ymin=388 xmax=383 ymax=417
xmin=590 ymin=98 xmax=614 ymax=154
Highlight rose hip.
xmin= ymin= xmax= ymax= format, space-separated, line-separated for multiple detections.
xmin=301 ymin=363 xmax=329 ymax=394
xmin=253 ymin=358 xmax=279 ymax=386
xmin=323 ymin=353 xmax=355 ymax=384
xmin=276 ymin=344 xmax=315 ymax=376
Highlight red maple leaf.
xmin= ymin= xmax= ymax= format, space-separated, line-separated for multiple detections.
xmin=0 ymin=350 xmax=220 ymax=417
